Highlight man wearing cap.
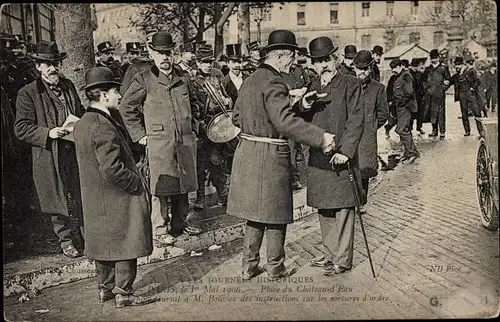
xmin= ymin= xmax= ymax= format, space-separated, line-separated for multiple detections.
xmin=450 ymin=56 xmax=482 ymax=136
xmin=228 ymin=30 xmax=336 ymax=280
xmin=388 ymin=58 xmax=420 ymax=163
xmin=338 ymin=45 xmax=357 ymax=76
xmin=96 ymin=41 xmax=122 ymax=82
xmin=409 ymin=58 xmax=426 ymax=134
xmin=14 ymin=40 xmax=85 ymax=258
xmin=353 ymin=50 xmax=389 ymax=214
xmin=120 ymin=42 xmax=142 ymax=78
xmin=482 ymin=60 xmax=497 ymax=113
xmin=191 ymin=44 xmax=233 ymax=209
xmin=119 ymin=31 xmax=203 ymax=245
xmin=73 ymin=67 xmax=156 ymax=308
xmin=422 ymin=49 xmax=451 ymax=138
xmin=297 ymin=36 xmax=365 ymax=275
xmin=370 ymin=45 xmax=384 ymax=82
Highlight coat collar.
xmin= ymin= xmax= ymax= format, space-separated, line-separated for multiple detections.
xmin=151 ymin=65 xmax=184 ymax=89
xmin=261 ymin=63 xmax=281 ymax=77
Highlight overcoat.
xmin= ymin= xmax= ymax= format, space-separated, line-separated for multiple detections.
xmin=338 ymin=63 xmax=356 ymax=77
xmin=227 ymin=64 xmax=325 ymax=224
xmin=120 ymin=58 xmax=154 ymax=95
xmin=222 ymin=70 xmax=249 ymax=106
xmin=450 ymin=67 xmax=481 ymax=102
xmin=370 ymin=63 xmax=381 ymax=82
xmin=358 ymin=79 xmax=389 ymax=179
xmin=73 ymin=108 xmax=152 ymax=261
xmin=422 ymin=63 xmax=451 ymax=123
xmin=300 ymin=72 xmax=365 ymax=209
xmin=14 ymin=77 xmax=84 ymax=216
xmin=119 ymin=65 xmax=201 ymax=196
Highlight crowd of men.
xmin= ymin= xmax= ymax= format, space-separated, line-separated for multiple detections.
xmin=1 ymin=28 xmax=497 ymax=307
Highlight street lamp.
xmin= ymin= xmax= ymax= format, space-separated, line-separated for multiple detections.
xmin=446 ymin=1 xmax=464 ymax=65
xmin=253 ymin=6 xmax=264 ymax=44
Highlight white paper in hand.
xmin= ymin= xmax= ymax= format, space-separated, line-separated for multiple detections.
xmin=61 ymin=114 xmax=80 ymax=142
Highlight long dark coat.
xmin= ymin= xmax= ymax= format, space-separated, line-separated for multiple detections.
xmin=358 ymin=79 xmax=389 ymax=179
xmin=370 ymin=63 xmax=381 ymax=82
xmin=227 ymin=64 xmax=326 ymax=224
xmin=73 ymin=108 xmax=152 ymax=261
xmin=119 ymin=65 xmax=200 ymax=196
xmin=300 ymin=72 xmax=365 ymax=209
xmin=14 ymin=77 xmax=84 ymax=216
xmin=422 ymin=63 xmax=451 ymax=123
xmin=222 ymin=70 xmax=249 ymax=107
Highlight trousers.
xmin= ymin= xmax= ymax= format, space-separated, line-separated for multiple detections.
xmin=96 ymin=259 xmax=137 ymax=295
xmin=242 ymin=220 xmax=287 ymax=277
xmin=151 ymin=194 xmax=189 ymax=236
xmin=395 ymin=106 xmax=419 ymax=158
xmin=458 ymin=92 xmax=481 ymax=134
xmin=317 ymin=208 xmax=355 ymax=269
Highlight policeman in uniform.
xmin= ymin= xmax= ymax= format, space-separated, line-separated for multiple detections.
xmin=338 ymin=45 xmax=357 ymax=76
xmin=96 ymin=41 xmax=122 ymax=81
xmin=120 ymin=42 xmax=142 ymax=78
xmin=370 ymin=45 xmax=383 ymax=82
xmin=192 ymin=45 xmax=233 ymax=209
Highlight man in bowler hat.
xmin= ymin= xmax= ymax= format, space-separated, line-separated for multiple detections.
xmin=338 ymin=45 xmax=357 ymax=76
xmin=422 ymin=49 xmax=451 ymax=138
xmin=14 ymin=40 xmax=85 ymax=258
xmin=73 ymin=67 xmax=156 ymax=308
xmin=227 ymin=30 xmax=336 ymax=280
xmin=298 ymin=36 xmax=365 ymax=275
xmin=353 ymin=50 xmax=389 ymax=214
xmin=119 ymin=31 xmax=203 ymax=246
xmin=370 ymin=45 xmax=384 ymax=82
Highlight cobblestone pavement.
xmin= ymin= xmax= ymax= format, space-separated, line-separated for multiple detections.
xmin=4 ymin=98 xmax=499 ymax=320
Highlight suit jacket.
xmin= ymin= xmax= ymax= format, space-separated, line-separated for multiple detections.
xmin=450 ymin=67 xmax=482 ymax=102
xmin=392 ymin=70 xmax=416 ymax=111
xmin=222 ymin=70 xmax=249 ymax=108
xmin=73 ymin=107 xmax=152 ymax=260
xmin=14 ymin=77 xmax=84 ymax=215
xmin=370 ymin=63 xmax=381 ymax=82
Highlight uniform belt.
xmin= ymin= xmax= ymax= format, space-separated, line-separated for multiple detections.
xmin=240 ymin=133 xmax=288 ymax=145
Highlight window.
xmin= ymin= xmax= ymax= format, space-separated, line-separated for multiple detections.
xmin=411 ymin=1 xmax=419 ymax=15
xmin=361 ymin=2 xmax=370 ymax=17
xmin=37 ymin=4 xmax=55 ymax=41
xmin=434 ymin=1 xmax=443 ymax=14
xmin=330 ymin=3 xmax=339 ymax=24
xmin=263 ymin=10 xmax=272 ymax=22
xmin=386 ymin=1 xmax=394 ymax=16
xmin=1 ymin=4 xmax=25 ymax=35
xmin=297 ymin=4 xmax=306 ymax=25
xmin=361 ymin=35 xmax=372 ymax=49
xmin=409 ymin=32 xmax=421 ymax=44
xmin=433 ymin=31 xmax=444 ymax=47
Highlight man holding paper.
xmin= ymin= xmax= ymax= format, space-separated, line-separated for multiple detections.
xmin=14 ymin=40 xmax=85 ymax=258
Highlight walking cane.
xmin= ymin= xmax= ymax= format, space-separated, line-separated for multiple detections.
xmin=347 ymin=161 xmax=377 ymax=279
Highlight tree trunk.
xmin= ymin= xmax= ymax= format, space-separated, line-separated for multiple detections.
xmin=195 ymin=6 xmax=206 ymax=42
xmin=182 ymin=3 xmax=191 ymax=43
xmin=238 ymin=3 xmax=250 ymax=56
xmin=53 ymin=3 xmax=95 ymax=103
xmin=214 ymin=3 xmax=237 ymax=59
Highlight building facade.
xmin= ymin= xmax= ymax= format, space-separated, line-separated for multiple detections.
xmin=1 ymin=4 xmax=56 ymax=44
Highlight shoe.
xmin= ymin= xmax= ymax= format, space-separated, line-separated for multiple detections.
xmin=428 ymin=132 xmax=438 ymax=137
xmin=267 ymin=265 xmax=298 ymax=281
xmin=458 ymin=116 xmax=462 ymax=119
xmin=464 ymin=132 xmax=471 ymax=136
xmin=184 ymin=226 xmax=202 ymax=236
xmin=359 ymin=205 xmax=367 ymax=214
xmin=292 ymin=181 xmax=303 ymax=190
xmin=439 ymin=133 xmax=445 ymax=139
xmin=115 ymin=294 xmax=157 ymax=308
xmin=99 ymin=289 xmax=115 ymax=303
xmin=311 ymin=256 xmax=333 ymax=268
xmin=193 ymin=198 xmax=205 ymax=210
xmin=418 ymin=129 xmax=425 ymax=135
xmin=402 ymin=155 xmax=419 ymax=164
xmin=62 ymin=244 xmax=82 ymax=258
xmin=242 ymin=266 xmax=264 ymax=281
xmin=154 ymin=234 xmax=176 ymax=246
xmin=323 ymin=264 xmax=351 ymax=276
xmin=400 ymin=156 xmax=409 ymax=162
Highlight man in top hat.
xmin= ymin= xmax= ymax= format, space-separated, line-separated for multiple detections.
xmin=297 ymin=36 xmax=365 ymax=275
xmin=120 ymin=42 xmax=142 ymax=77
xmin=388 ymin=58 xmax=420 ymax=163
xmin=338 ymin=45 xmax=357 ymax=76
xmin=450 ymin=56 xmax=482 ymax=136
xmin=73 ymin=66 xmax=156 ymax=308
xmin=223 ymin=43 xmax=249 ymax=104
xmin=422 ymin=48 xmax=451 ymax=138
xmin=482 ymin=60 xmax=497 ymax=113
xmin=228 ymin=30 xmax=336 ymax=280
xmin=191 ymin=44 xmax=233 ymax=210
xmin=370 ymin=45 xmax=384 ymax=82
xmin=96 ymin=41 xmax=122 ymax=82
xmin=352 ymin=50 xmax=389 ymax=214
xmin=119 ymin=31 xmax=203 ymax=246
xmin=216 ymin=54 xmax=230 ymax=76
xmin=14 ymin=40 xmax=85 ymax=258
xmin=409 ymin=58 xmax=426 ymax=135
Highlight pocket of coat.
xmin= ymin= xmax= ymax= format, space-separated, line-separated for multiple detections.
xmin=276 ymin=145 xmax=291 ymax=156
xmin=151 ymin=124 xmax=164 ymax=132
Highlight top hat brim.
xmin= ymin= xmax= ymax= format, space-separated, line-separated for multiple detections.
xmin=354 ymin=58 xmax=374 ymax=69
xmin=227 ymin=55 xmax=242 ymax=61
xmin=31 ymin=52 xmax=68 ymax=61
xmin=80 ymin=80 xmax=122 ymax=91
xmin=307 ymin=46 xmax=339 ymax=59
xmin=148 ymin=43 xmax=176 ymax=52
xmin=262 ymin=43 xmax=300 ymax=53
